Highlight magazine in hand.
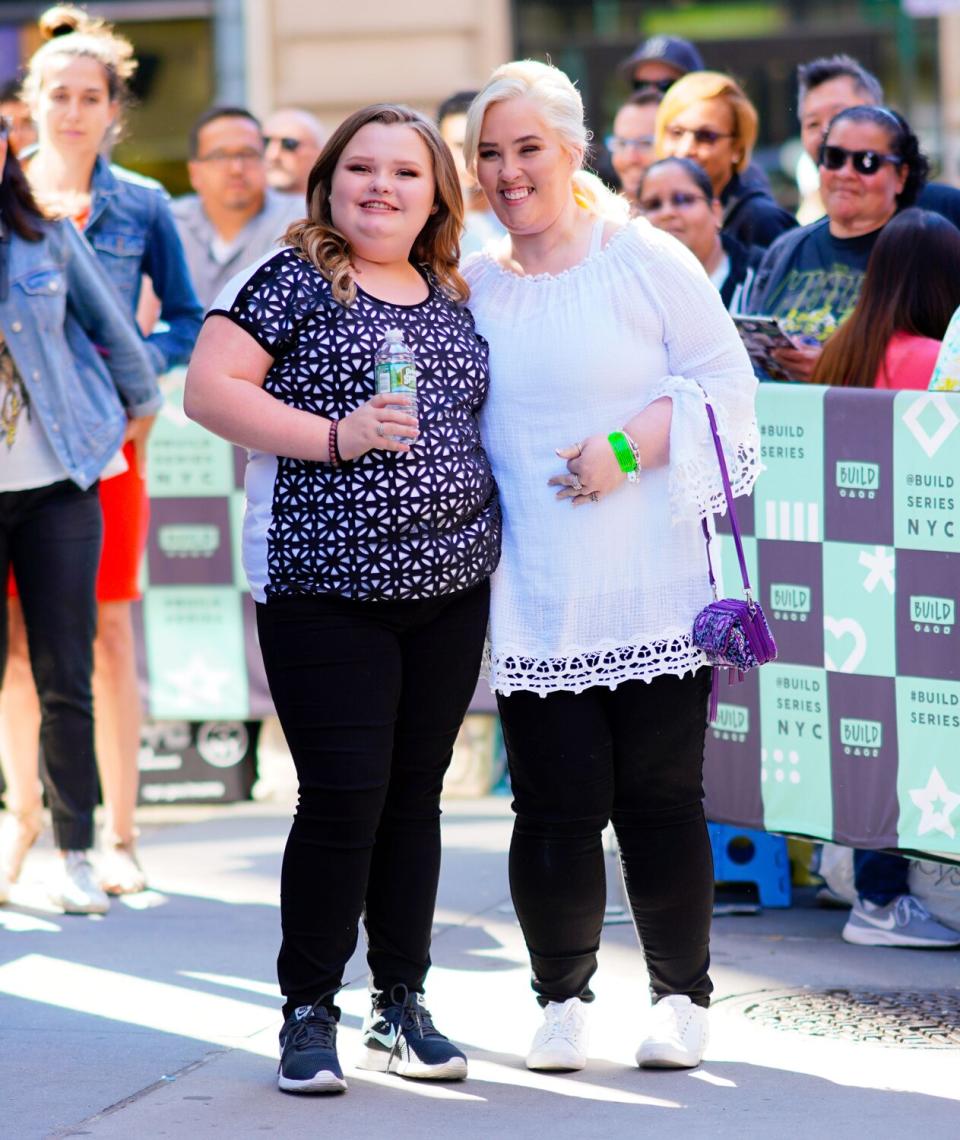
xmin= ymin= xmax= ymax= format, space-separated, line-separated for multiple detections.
xmin=732 ymin=314 xmax=799 ymax=382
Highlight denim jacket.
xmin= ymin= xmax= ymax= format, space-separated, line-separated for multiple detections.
xmin=0 ymin=219 xmax=161 ymax=490
xmin=86 ymin=156 xmax=203 ymax=372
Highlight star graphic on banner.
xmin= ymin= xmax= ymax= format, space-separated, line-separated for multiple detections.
xmin=163 ymin=655 xmax=232 ymax=709
xmin=909 ymin=767 xmax=960 ymax=839
xmin=858 ymin=546 xmax=895 ymax=594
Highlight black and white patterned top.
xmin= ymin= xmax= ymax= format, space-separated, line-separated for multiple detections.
xmin=209 ymin=248 xmax=501 ymax=603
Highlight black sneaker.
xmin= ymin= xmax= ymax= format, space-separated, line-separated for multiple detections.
xmin=278 ymin=1003 xmax=347 ymax=1094
xmin=358 ymin=990 xmax=467 ymax=1080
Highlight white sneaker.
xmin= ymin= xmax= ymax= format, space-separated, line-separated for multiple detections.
xmin=526 ymin=997 xmax=588 ymax=1071
xmin=50 ymin=852 xmax=110 ymax=915
xmin=636 ymin=995 xmax=708 ymax=1069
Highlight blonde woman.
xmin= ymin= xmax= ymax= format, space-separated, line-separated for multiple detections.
xmin=462 ymin=60 xmax=758 ymax=1072
xmin=185 ymin=104 xmax=500 ymax=1093
xmin=654 ymin=70 xmax=796 ymax=248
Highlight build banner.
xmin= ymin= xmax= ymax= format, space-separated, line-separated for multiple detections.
xmin=138 ymin=373 xmax=960 ymax=855
xmin=704 ymin=385 xmax=960 ymax=859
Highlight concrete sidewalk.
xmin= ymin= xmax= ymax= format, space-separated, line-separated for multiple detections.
xmin=1 ymin=798 xmax=958 ymax=1139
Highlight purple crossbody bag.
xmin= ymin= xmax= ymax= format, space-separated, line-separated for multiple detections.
xmin=691 ymin=400 xmax=777 ymax=720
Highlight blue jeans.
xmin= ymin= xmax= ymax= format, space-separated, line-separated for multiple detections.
xmin=854 ymin=850 xmax=910 ymax=906
xmin=0 ymin=480 xmax=102 ymax=850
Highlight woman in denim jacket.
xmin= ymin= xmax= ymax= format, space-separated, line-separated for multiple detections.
xmin=0 ymin=123 xmax=160 ymax=913
xmin=0 ymin=6 xmax=203 ymax=898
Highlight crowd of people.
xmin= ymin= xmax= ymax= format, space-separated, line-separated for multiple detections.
xmin=0 ymin=3 xmax=958 ymax=1097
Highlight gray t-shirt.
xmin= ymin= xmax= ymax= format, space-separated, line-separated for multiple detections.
xmin=170 ymin=189 xmax=305 ymax=308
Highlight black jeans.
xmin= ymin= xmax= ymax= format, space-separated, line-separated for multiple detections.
xmin=256 ymin=580 xmax=489 ymax=1018
xmin=498 ymin=667 xmax=714 ymax=1009
xmin=0 ymin=480 xmax=102 ymax=850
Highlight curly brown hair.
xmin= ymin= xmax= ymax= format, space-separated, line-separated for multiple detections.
xmin=284 ymin=104 xmax=468 ymax=307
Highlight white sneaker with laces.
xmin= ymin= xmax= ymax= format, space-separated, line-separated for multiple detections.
xmin=636 ymin=995 xmax=708 ymax=1069
xmin=50 ymin=852 xmax=110 ymax=915
xmin=526 ymin=996 xmax=588 ymax=1071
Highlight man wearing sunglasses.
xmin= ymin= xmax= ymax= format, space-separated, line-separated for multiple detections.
xmin=263 ymin=108 xmax=327 ymax=199
xmin=618 ymin=34 xmax=704 ymax=95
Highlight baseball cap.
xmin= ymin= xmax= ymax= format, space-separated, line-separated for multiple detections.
xmin=620 ymin=35 xmax=705 ymax=82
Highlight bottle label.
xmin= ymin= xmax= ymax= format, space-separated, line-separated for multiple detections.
xmin=376 ymin=361 xmax=416 ymax=399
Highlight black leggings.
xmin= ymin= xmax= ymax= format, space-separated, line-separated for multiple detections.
xmin=498 ymin=667 xmax=714 ymax=1009
xmin=256 ymin=581 xmax=489 ymax=1018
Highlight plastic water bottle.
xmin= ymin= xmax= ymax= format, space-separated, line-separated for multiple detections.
xmin=374 ymin=327 xmax=417 ymax=442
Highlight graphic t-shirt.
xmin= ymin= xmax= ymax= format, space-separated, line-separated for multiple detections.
xmin=0 ymin=332 xmax=67 ymax=492
xmin=752 ymin=218 xmax=881 ymax=345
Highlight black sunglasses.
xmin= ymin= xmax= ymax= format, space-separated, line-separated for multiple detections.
xmin=263 ymin=135 xmax=302 ymax=153
xmin=818 ymin=144 xmax=902 ymax=175
xmin=632 ymin=77 xmax=675 ymax=94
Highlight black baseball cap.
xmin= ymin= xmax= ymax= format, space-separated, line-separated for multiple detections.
xmin=620 ymin=35 xmax=705 ymax=83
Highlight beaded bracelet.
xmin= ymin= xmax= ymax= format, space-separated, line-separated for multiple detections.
xmin=328 ymin=419 xmax=340 ymax=467
xmin=624 ymin=431 xmax=643 ymax=474
xmin=608 ymin=430 xmax=639 ymax=483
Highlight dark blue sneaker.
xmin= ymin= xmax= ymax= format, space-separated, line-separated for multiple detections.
xmin=358 ymin=990 xmax=467 ymax=1080
xmin=278 ymin=1003 xmax=347 ymax=1094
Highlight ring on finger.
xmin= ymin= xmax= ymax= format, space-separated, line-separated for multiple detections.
xmin=575 ymin=441 xmax=584 ymax=456
xmin=571 ymin=476 xmax=583 ymax=491
xmin=590 ymin=491 xmax=599 ymax=503
xmin=376 ymin=423 xmax=386 ymax=438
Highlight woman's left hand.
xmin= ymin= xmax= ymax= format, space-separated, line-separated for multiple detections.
xmin=549 ymin=433 xmax=626 ymax=507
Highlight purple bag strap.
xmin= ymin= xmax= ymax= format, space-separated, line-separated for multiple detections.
xmin=700 ymin=400 xmax=753 ymax=602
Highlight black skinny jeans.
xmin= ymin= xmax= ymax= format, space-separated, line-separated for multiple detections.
xmin=0 ymin=480 xmax=102 ymax=850
xmin=499 ymin=667 xmax=714 ymax=1009
xmin=256 ymin=580 xmax=489 ymax=1019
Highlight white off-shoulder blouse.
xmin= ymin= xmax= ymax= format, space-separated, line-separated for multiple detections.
xmin=463 ymin=217 xmax=760 ymax=696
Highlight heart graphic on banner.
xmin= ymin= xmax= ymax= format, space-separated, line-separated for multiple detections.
xmin=824 ymin=616 xmax=867 ymax=672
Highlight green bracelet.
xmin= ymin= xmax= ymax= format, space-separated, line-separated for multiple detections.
xmin=608 ymin=431 xmax=638 ymax=477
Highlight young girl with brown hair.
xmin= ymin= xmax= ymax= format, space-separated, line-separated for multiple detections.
xmin=185 ymin=103 xmax=500 ymax=1094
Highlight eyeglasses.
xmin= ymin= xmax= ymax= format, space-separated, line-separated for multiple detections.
xmin=638 ymin=190 xmax=709 ymax=214
xmin=632 ymin=77 xmax=675 ymax=94
xmin=263 ymin=135 xmax=302 ymax=153
xmin=605 ymin=133 xmax=654 ymax=155
xmin=665 ymin=124 xmax=735 ymax=147
xmin=195 ymin=148 xmax=264 ymax=165
xmin=818 ymin=144 xmax=902 ymax=175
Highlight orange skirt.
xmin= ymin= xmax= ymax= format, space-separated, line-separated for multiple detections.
xmin=8 ymin=442 xmax=149 ymax=603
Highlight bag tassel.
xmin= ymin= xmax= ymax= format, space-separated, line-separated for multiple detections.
xmin=709 ymin=666 xmax=746 ymax=723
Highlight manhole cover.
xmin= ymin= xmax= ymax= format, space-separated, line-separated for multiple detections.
xmin=742 ymin=989 xmax=960 ymax=1048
